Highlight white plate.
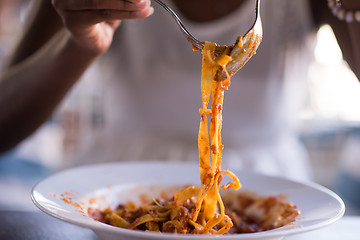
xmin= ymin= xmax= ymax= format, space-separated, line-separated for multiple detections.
xmin=31 ymin=162 xmax=345 ymax=240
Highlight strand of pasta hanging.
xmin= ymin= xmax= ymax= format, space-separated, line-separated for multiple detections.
xmin=173 ymin=42 xmax=241 ymax=234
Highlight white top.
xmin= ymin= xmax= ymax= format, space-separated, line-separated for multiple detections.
xmin=67 ymin=0 xmax=316 ymax=181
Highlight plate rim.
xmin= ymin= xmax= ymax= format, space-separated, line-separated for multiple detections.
xmin=31 ymin=161 xmax=346 ymax=239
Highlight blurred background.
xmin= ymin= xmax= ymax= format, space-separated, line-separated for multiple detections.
xmin=0 ymin=0 xmax=359 ymax=215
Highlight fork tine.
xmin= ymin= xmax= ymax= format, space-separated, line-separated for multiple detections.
xmin=188 ymin=37 xmax=204 ymax=50
xmin=153 ymin=0 xmax=260 ymax=56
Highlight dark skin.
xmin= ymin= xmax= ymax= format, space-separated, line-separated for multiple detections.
xmin=309 ymin=0 xmax=360 ymax=78
xmin=0 ymin=0 xmax=360 ymax=153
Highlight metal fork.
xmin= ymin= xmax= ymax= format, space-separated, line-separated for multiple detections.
xmin=152 ymin=0 xmax=204 ymax=51
xmin=152 ymin=0 xmax=262 ymax=56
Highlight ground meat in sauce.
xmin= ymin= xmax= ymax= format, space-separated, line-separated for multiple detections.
xmin=88 ymin=191 xmax=300 ymax=234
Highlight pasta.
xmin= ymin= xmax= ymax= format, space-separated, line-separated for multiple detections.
xmin=88 ymin=190 xmax=300 ymax=234
xmin=89 ymin=39 xmax=300 ymax=234
xmin=188 ymin=41 xmax=241 ymax=234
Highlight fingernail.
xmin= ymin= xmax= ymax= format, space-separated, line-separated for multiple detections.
xmin=148 ymin=6 xmax=154 ymax=16
xmin=136 ymin=0 xmax=150 ymax=8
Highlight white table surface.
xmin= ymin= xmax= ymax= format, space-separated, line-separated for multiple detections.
xmin=285 ymin=216 xmax=360 ymax=240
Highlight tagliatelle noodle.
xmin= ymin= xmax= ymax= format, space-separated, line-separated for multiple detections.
xmin=184 ymin=41 xmax=241 ymax=234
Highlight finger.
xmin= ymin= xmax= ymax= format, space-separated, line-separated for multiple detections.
xmin=53 ymin=0 xmax=151 ymax=11
xmin=61 ymin=7 xmax=154 ymax=27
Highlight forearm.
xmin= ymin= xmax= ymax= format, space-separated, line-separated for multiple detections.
xmin=0 ymin=0 xmax=153 ymax=153
xmin=341 ymin=0 xmax=360 ymax=79
xmin=311 ymin=0 xmax=360 ymax=80
xmin=0 ymin=29 xmax=99 ymax=153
